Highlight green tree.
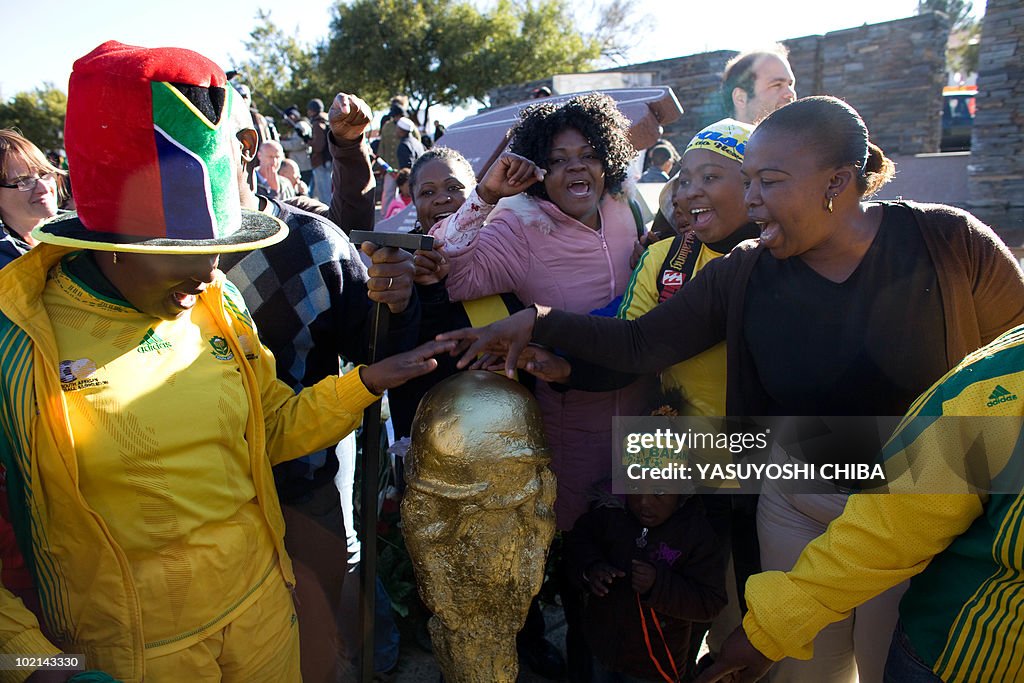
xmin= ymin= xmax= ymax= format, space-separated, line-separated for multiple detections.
xmin=480 ymin=0 xmax=602 ymax=91
xmin=918 ymin=0 xmax=981 ymax=79
xmin=230 ymin=10 xmax=330 ymax=117
xmin=322 ymin=0 xmax=601 ymax=123
xmin=0 ymin=85 xmax=67 ymax=151
xmin=948 ymin=20 xmax=981 ymax=77
xmin=917 ymin=0 xmax=974 ymax=30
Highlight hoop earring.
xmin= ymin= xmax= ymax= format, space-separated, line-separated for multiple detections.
xmin=826 ymin=195 xmax=834 ymax=214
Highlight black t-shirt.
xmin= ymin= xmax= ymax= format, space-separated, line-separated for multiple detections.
xmin=744 ymin=203 xmax=947 ymax=417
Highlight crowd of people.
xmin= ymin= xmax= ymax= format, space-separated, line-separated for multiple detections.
xmin=0 ymin=37 xmax=1021 ymax=683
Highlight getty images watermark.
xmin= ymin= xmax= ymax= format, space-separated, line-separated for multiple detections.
xmin=613 ymin=416 xmax=1019 ymax=495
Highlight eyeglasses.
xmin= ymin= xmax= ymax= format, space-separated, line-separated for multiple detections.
xmin=0 ymin=172 xmax=58 ymax=192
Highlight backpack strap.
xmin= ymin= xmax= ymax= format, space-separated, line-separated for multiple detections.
xmin=628 ymin=197 xmax=646 ymax=240
xmin=655 ymin=231 xmax=701 ymax=302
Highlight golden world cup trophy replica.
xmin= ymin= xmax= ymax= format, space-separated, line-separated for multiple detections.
xmin=403 ymin=371 xmax=557 ymax=682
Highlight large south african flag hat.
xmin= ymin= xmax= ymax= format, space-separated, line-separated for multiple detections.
xmin=34 ymin=41 xmax=286 ymax=253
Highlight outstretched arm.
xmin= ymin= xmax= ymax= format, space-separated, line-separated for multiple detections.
xmin=439 ymin=252 xmax=731 ymax=379
xmin=696 ymin=492 xmax=982 ymax=683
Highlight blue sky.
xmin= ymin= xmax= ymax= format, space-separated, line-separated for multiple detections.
xmin=0 ymin=0 xmax=986 ymax=126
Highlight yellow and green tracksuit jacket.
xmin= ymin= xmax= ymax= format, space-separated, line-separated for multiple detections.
xmin=0 ymin=244 xmax=378 ymax=683
xmin=743 ymin=324 xmax=1024 ymax=682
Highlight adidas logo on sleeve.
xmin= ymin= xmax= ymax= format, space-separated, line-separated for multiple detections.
xmin=987 ymin=384 xmax=1018 ymax=407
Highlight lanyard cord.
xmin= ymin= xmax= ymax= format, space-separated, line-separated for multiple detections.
xmin=636 ymin=592 xmax=680 ymax=683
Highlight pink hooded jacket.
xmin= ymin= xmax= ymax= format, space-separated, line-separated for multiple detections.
xmin=441 ymin=192 xmax=654 ymax=529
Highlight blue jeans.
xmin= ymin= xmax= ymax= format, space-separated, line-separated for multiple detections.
xmin=884 ymin=621 xmax=943 ymax=683
xmin=310 ymin=161 xmax=332 ymax=204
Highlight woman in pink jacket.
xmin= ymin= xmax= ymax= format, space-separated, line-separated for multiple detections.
xmin=433 ymin=92 xmax=654 ymax=683
xmin=435 ymin=93 xmax=652 ymax=531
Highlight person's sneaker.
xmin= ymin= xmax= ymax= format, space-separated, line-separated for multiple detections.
xmin=517 ymin=636 xmax=566 ymax=680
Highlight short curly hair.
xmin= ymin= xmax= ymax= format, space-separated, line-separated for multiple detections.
xmin=508 ymin=93 xmax=634 ymax=200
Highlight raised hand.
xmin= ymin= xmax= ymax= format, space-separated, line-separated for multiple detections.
xmin=475 ymin=152 xmax=546 ymax=205
xmin=329 ymin=92 xmax=372 ymax=142
xmin=437 ymin=307 xmax=538 ymax=379
xmin=361 ymin=243 xmax=415 ymax=313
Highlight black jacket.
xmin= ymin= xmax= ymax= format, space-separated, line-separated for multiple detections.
xmin=567 ymin=495 xmax=728 ymax=680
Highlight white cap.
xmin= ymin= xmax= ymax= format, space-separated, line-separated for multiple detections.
xmin=396 ymin=117 xmax=415 ymax=133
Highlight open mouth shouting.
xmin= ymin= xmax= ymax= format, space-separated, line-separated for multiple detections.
xmin=751 ymin=218 xmax=781 ymax=248
xmin=568 ymin=179 xmax=591 ymax=197
xmin=542 ymin=127 xmax=607 ymax=228
xmin=690 ymin=207 xmax=714 ymax=229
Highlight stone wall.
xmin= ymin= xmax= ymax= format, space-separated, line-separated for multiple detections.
xmin=819 ymin=14 xmax=949 ymax=157
xmin=487 ymin=13 xmax=950 ymax=157
xmin=967 ymin=0 xmax=1024 ymax=244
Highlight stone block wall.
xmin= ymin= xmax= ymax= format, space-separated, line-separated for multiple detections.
xmin=611 ymin=50 xmax=737 ymax=158
xmin=818 ymin=14 xmax=949 ymax=157
xmin=783 ymin=34 xmax=823 ymax=97
xmin=967 ymin=0 xmax=1024 ymax=243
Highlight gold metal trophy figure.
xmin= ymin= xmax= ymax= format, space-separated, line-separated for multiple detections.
xmin=403 ymin=371 xmax=557 ymax=682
